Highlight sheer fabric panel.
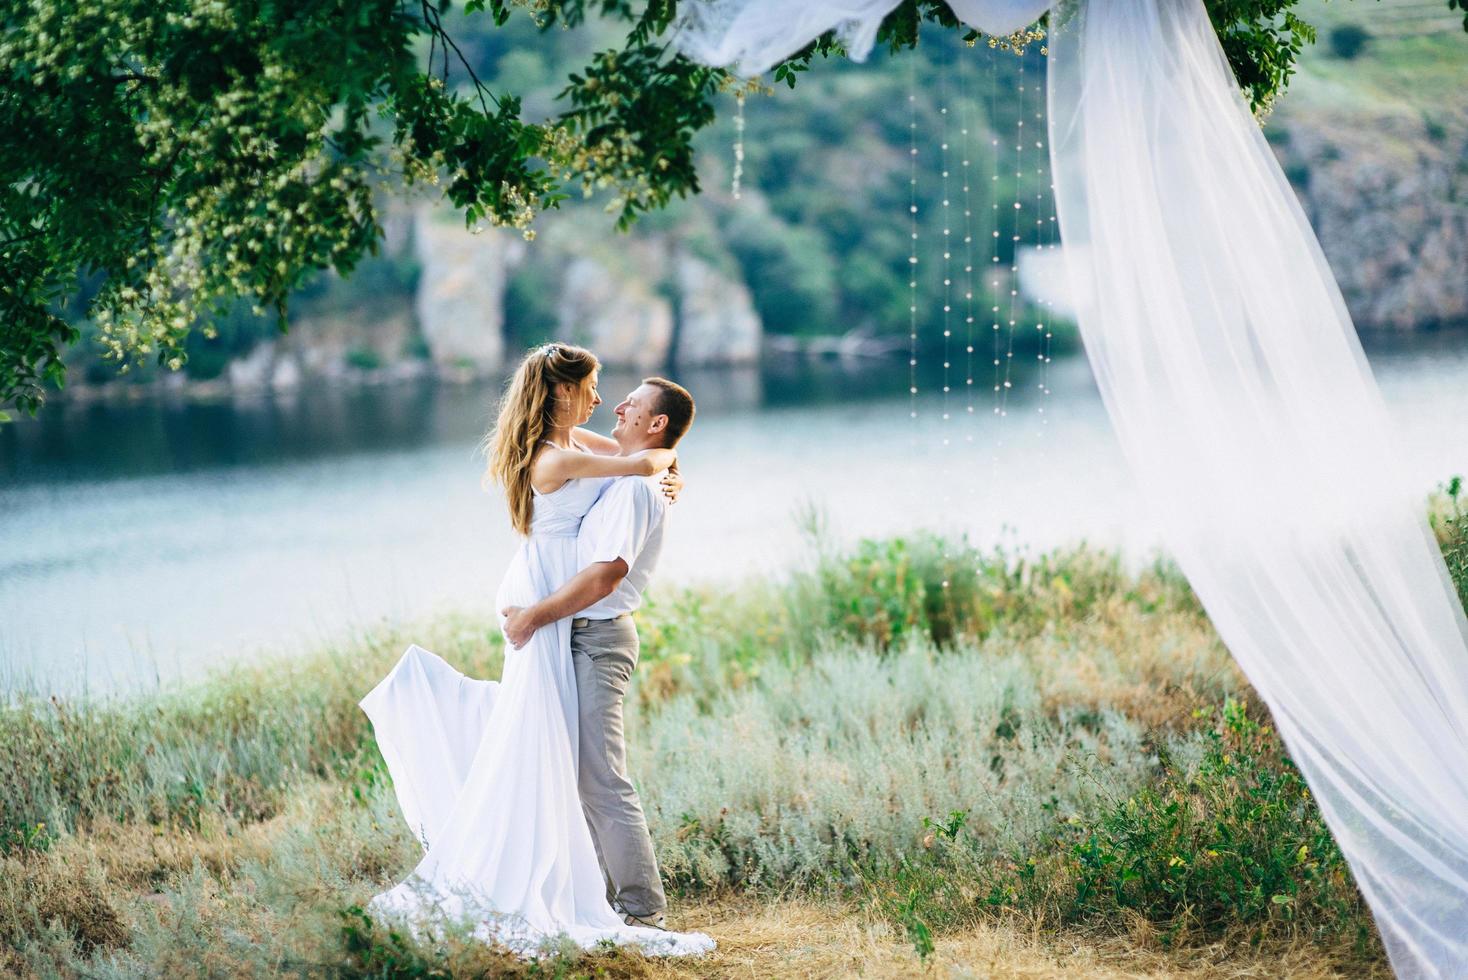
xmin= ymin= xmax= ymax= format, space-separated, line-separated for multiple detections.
xmin=672 ymin=0 xmax=1050 ymax=75
xmin=673 ymin=0 xmax=899 ymax=75
xmin=1047 ymin=1 xmax=1468 ymax=974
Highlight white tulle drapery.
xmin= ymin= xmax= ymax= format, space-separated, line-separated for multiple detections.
xmin=672 ymin=0 xmax=1050 ymax=75
xmin=1047 ymin=2 xmax=1468 ymax=974
xmin=672 ymin=0 xmax=1468 ymax=974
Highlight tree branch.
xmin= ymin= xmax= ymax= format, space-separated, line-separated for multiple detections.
xmin=421 ymin=0 xmax=501 ymax=114
xmin=0 ymin=228 xmax=44 ymax=251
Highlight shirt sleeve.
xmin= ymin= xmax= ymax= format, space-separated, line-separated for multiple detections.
xmin=581 ymin=477 xmax=663 ymax=569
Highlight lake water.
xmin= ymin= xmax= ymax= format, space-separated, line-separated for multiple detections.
xmin=3 ymin=338 xmax=1466 ymax=696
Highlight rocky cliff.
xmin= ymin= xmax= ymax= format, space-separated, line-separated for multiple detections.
xmin=1272 ymin=102 xmax=1468 ymax=331
xmin=413 ymin=207 xmax=523 ymax=377
xmin=410 ymin=202 xmax=763 ymax=376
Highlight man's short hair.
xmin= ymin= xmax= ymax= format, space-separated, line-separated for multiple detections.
xmin=643 ymin=377 xmax=695 ymax=448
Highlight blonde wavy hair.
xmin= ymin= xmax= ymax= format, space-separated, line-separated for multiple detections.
xmin=483 ymin=343 xmax=599 ymax=536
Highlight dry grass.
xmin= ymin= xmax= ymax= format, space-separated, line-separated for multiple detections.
xmin=1027 ymin=603 xmax=1243 ymax=730
xmin=641 ymin=897 xmax=1383 ymax=979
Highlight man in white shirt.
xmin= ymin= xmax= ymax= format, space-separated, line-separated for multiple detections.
xmin=500 ymin=376 xmax=695 ymax=930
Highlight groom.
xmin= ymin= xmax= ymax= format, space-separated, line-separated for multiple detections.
xmin=500 ymin=376 xmax=695 ymax=930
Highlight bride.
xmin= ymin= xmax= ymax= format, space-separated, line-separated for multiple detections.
xmin=359 ymin=342 xmax=714 ymax=957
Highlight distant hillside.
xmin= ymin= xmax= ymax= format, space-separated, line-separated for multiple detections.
xmin=1270 ymin=0 xmax=1468 ymax=330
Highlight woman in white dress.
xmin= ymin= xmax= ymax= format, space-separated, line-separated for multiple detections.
xmin=359 ymin=343 xmax=714 ymax=957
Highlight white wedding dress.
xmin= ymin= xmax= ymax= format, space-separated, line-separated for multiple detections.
xmin=360 ymin=475 xmax=714 ymax=957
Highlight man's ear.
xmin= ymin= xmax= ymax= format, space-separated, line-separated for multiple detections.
xmin=647 ymin=414 xmax=668 ymax=435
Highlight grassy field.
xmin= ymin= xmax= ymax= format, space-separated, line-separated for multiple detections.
xmin=2 ymin=484 xmax=1464 ymax=978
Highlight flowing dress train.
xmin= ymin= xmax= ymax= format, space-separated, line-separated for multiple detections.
xmin=359 ymin=476 xmax=713 ymax=956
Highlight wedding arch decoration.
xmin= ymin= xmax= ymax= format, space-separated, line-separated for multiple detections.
xmin=671 ymin=1 xmax=1468 ymax=976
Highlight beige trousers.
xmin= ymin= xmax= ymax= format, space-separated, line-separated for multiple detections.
xmin=570 ymin=615 xmax=666 ymax=918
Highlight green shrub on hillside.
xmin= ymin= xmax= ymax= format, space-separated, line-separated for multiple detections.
xmin=722 ymin=209 xmax=839 ymax=334
xmin=1330 ymin=24 xmax=1372 ymax=59
xmin=502 ymin=257 xmax=562 ymax=349
xmin=344 ymin=347 xmax=384 ymax=372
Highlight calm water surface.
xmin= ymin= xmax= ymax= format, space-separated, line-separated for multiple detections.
xmin=3 ymin=340 xmax=1466 ymax=696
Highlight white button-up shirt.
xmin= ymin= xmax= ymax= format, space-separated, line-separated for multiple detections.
xmin=576 ymin=475 xmax=667 ymax=620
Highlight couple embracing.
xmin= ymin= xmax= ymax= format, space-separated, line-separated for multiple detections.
xmin=359 ymin=343 xmax=714 ymax=956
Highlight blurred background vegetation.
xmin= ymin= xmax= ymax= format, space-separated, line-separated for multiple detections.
xmin=47 ymin=0 xmax=1468 ymax=394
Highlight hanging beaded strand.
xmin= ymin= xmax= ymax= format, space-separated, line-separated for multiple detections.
xmin=1034 ymin=48 xmax=1056 ymax=445
xmin=987 ymin=47 xmax=1000 ymax=420
xmin=940 ymin=64 xmax=953 ymax=449
xmin=986 ymin=41 xmax=1003 ymax=508
xmin=731 ymin=91 xmax=745 ymax=200
xmin=989 ymin=43 xmax=1023 ymax=511
xmin=907 ymin=38 xmax=921 ymax=493
xmin=1000 ymin=53 xmax=1024 ymax=423
xmin=938 ymin=38 xmax=954 ymax=579
xmin=960 ymin=34 xmax=977 ymax=453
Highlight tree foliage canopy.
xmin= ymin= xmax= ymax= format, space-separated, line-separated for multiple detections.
xmin=1 ymin=0 xmax=1462 ymax=415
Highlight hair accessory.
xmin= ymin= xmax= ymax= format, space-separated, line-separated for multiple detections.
xmin=540 ymin=343 xmax=559 ymax=358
